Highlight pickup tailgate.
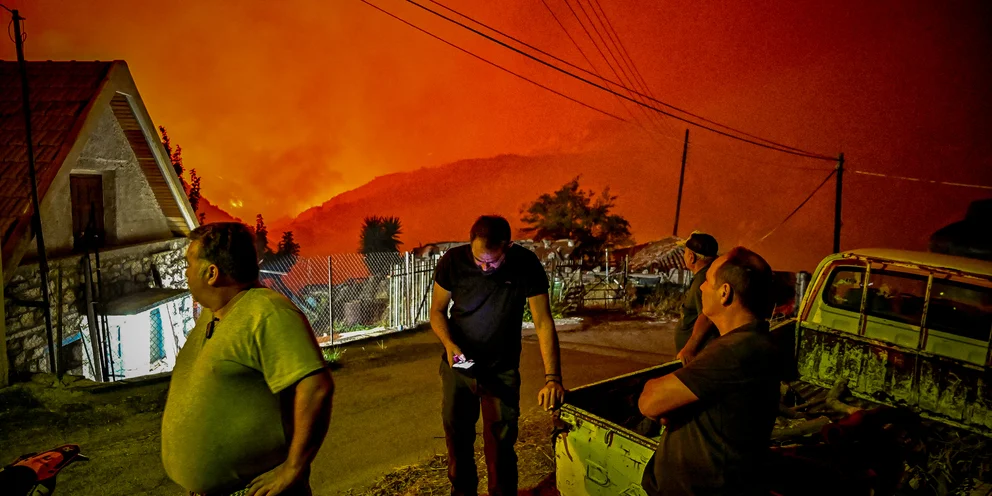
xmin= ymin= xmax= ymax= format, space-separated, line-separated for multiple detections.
xmin=555 ymin=362 xmax=682 ymax=496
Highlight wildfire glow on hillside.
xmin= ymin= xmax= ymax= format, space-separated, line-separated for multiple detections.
xmin=2 ymin=0 xmax=990 ymax=270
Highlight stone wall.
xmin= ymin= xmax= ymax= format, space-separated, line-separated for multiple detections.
xmin=4 ymin=238 xmax=189 ymax=379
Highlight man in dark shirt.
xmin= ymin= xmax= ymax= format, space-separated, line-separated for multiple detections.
xmin=675 ymin=232 xmax=719 ymax=364
xmin=639 ymin=246 xmax=782 ymax=495
xmin=430 ymin=215 xmax=565 ymax=496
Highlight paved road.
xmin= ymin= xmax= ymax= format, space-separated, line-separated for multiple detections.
xmin=311 ymin=327 xmax=664 ymax=495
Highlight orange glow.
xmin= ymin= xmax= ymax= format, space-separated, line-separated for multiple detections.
xmin=2 ymin=0 xmax=989 ymax=270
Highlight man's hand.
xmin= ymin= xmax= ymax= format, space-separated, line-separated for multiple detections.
xmin=247 ymin=462 xmax=304 ymax=496
xmin=445 ymin=345 xmax=463 ymax=367
xmin=676 ymin=345 xmax=697 ymax=365
xmin=538 ymin=381 xmax=565 ymax=411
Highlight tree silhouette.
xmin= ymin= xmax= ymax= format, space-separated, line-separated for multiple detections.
xmin=188 ymin=169 xmax=202 ymax=214
xmin=359 ymin=216 xmax=403 ymax=276
xmin=277 ymin=231 xmax=301 ymax=257
xmin=520 ymin=176 xmax=633 ymax=261
xmin=254 ymin=214 xmax=274 ymax=261
xmin=158 ymin=126 xmax=185 ymax=182
xmin=359 ymin=216 xmax=403 ymax=254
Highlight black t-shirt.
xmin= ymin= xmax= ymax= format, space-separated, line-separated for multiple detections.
xmin=674 ymin=263 xmax=718 ymax=352
xmin=642 ymin=320 xmax=783 ymax=496
xmin=433 ymin=244 xmax=549 ymax=371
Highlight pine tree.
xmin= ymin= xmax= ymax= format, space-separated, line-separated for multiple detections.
xmin=277 ymin=231 xmax=301 ymax=257
xmin=254 ymin=214 xmax=274 ymax=260
xmin=188 ymin=169 xmax=202 ymax=213
xmin=158 ymin=126 xmax=185 ymax=181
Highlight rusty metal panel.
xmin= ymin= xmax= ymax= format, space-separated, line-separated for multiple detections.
xmin=798 ymin=323 xmax=992 ymax=436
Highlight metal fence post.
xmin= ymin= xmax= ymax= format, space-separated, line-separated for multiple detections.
xmin=327 ymin=255 xmax=334 ymax=345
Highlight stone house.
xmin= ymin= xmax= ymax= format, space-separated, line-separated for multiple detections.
xmin=1 ymin=61 xmax=198 ymax=384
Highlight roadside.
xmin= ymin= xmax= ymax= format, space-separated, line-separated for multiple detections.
xmin=0 ymin=315 xmax=672 ymax=496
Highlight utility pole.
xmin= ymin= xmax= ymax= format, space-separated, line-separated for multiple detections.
xmin=10 ymin=8 xmax=57 ymax=374
xmin=673 ymin=129 xmax=689 ymax=237
xmin=833 ymin=153 xmax=845 ymax=254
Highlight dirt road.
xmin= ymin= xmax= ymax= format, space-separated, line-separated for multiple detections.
xmin=0 ymin=319 xmax=672 ymax=495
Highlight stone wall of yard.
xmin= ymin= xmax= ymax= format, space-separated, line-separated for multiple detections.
xmin=4 ymin=238 xmax=189 ymax=379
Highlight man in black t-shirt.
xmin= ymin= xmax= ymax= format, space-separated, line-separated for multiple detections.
xmin=430 ymin=215 xmax=565 ymax=496
xmin=675 ymin=231 xmax=719 ymax=364
xmin=639 ymin=246 xmax=783 ymax=496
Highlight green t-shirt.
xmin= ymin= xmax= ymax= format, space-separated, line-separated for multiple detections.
xmin=161 ymin=288 xmax=326 ymax=494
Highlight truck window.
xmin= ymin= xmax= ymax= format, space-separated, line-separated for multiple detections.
xmin=862 ymin=268 xmax=927 ymax=348
xmin=823 ymin=267 xmax=865 ymax=312
xmin=805 ymin=264 xmax=864 ymax=334
xmin=924 ymin=277 xmax=992 ymax=365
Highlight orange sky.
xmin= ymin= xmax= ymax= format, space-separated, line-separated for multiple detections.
xmin=2 ymin=0 xmax=990 ymax=269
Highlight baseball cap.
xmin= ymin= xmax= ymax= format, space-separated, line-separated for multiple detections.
xmin=681 ymin=231 xmax=718 ymax=258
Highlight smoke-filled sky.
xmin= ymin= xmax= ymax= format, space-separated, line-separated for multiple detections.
xmin=2 ymin=0 xmax=990 ymax=268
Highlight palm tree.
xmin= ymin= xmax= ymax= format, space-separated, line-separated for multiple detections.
xmin=359 ymin=216 xmax=403 ymax=254
xmin=359 ymin=216 xmax=403 ymax=277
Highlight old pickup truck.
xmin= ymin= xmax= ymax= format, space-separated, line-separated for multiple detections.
xmin=555 ymin=249 xmax=992 ymax=495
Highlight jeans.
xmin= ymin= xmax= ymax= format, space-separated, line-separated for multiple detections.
xmin=439 ymin=358 xmax=521 ymax=496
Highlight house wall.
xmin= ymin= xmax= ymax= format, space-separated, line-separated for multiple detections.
xmin=28 ymin=105 xmax=173 ymax=258
xmin=3 ymin=238 xmax=189 ymax=378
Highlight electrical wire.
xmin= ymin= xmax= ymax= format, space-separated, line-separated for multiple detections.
xmin=563 ymin=0 xmax=668 ymax=134
xmin=359 ymin=0 xmax=629 ymax=123
xmin=756 ymin=169 xmax=837 ymax=243
xmin=424 ymin=0 xmax=820 ymax=155
xmin=404 ymin=0 xmax=837 ymax=161
xmin=850 ymin=170 xmax=992 ymax=191
xmin=579 ymin=0 xmax=676 ymax=137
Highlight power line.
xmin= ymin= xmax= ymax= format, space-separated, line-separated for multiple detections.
xmin=850 ymin=170 xmax=992 ymax=191
xmin=563 ymin=0 xmax=669 ymax=134
xmin=404 ymin=0 xmax=837 ymax=161
xmin=580 ymin=0 xmax=675 ymax=137
xmin=432 ymin=0 xmax=642 ymax=126
xmin=757 ymin=169 xmax=837 ymax=243
xmin=429 ymin=0 xmax=813 ymax=154
xmin=587 ymin=0 xmax=670 ymax=133
xmin=359 ymin=0 xmax=628 ymax=123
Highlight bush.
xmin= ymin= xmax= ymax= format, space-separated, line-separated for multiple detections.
xmin=522 ymin=298 xmax=568 ymax=322
xmin=643 ymin=283 xmax=685 ymax=317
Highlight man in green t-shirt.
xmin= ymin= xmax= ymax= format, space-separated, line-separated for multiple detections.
xmin=162 ymin=223 xmax=334 ymax=496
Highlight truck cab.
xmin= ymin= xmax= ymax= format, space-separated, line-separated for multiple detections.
xmin=797 ymin=249 xmax=992 ymax=433
xmin=554 ymin=248 xmax=992 ymax=495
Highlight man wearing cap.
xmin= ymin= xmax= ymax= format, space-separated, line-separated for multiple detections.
xmin=675 ymin=232 xmax=719 ymax=364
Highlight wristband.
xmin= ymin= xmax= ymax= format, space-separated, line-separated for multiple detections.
xmin=546 ymin=378 xmax=562 ymax=385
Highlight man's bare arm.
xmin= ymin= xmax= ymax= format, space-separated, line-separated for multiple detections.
xmin=249 ymin=369 xmax=333 ymax=495
xmin=638 ymin=374 xmax=698 ymax=420
xmin=430 ymin=282 xmax=460 ymax=365
xmin=529 ymin=293 xmax=561 ymax=377
xmin=677 ymin=313 xmax=716 ymax=363
xmin=529 ymin=293 xmax=564 ymax=410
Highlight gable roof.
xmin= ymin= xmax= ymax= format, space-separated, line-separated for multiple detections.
xmin=0 ymin=61 xmax=197 ymax=279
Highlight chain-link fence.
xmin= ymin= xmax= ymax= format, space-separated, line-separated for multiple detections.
xmin=257 ymin=247 xmax=695 ymax=346
xmin=258 ymin=252 xmax=438 ymax=346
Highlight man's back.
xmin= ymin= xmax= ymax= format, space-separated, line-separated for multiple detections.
xmin=643 ymin=321 xmax=781 ymax=495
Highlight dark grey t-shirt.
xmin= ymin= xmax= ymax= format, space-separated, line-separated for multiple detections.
xmin=674 ymin=263 xmax=718 ymax=352
xmin=643 ymin=321 xmax=782 ymax=496
xmin=434 ymin=244 xmax=549 ymax=371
